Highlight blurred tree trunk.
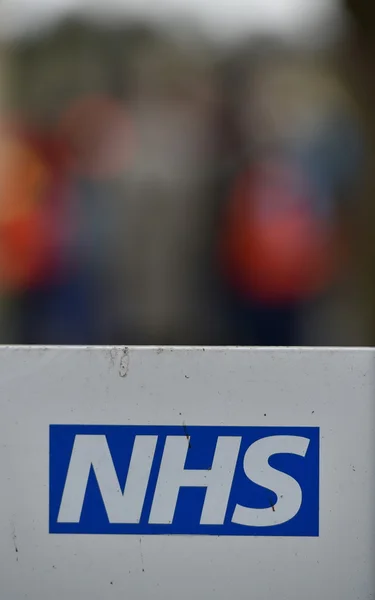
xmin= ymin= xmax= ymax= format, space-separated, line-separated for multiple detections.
xmin=341 ymin=0 xmax=375 ymax=344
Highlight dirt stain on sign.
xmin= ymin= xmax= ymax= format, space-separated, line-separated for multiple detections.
xmin=11 ymin=523 xmax=19 ymax=562
xmin=182 ymin=422 xmax=192 ymax=449
xmin=119 ymin=347 xmax=130 ymax=377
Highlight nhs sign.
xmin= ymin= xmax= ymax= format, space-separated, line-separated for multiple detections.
xmin=49 ymin=425 xmax=319 ymax=536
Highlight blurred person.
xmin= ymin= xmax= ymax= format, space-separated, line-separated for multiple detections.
xmin=0 ymin=121 xmax=84 ymax=344
xmin=0 ymin=89 xmax=132 ymax=345
xmin=218 ymin=54 xmax=364 ymax=346
xmin=58 ymin=93 xmax=132 ymax=343
xmin=3 ymin=92 xmax=131 ymax=345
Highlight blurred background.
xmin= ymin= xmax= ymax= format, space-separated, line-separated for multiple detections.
xmin=0 ymin=0 xmax=372 ymax=346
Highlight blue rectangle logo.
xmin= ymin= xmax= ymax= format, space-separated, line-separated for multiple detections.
xmin=49 ymin=425 xmax=319 ymax=536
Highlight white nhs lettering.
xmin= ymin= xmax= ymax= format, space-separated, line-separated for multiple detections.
xmin=57 ymin=434 xmax=310 ymax=527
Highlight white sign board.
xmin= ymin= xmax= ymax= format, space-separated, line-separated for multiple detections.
xmin=0 ymin=346 xmax=374 ymax=599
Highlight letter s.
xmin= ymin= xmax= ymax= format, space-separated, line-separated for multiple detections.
xmin=232 ymin=435 xmax=310 ymax=527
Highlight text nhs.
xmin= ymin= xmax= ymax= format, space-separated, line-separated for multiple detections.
xmin=49 ymin=425 xmax=319 ymax=536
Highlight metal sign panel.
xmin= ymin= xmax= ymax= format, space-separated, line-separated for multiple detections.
xmin=0 ymin=346 xmax=374 ymax=599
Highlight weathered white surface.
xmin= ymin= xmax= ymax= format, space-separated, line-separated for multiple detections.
xmin=0 ymin=346 xmax=374 ymax=599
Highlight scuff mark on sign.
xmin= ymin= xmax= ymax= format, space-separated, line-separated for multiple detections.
xmin=109 ymin=348 xmax=117 ymax=369
xmin=119 ymin=347 xmax=129 ymax=378
xmin=182 ymin=422 xmax=192 ymax=449
xmin=11 ymin=523 xmax=19 ymax=562
xmin=139 ymin=538 xmax=145 ymax=573
xmin=269 ymin=499 xmax=276 ymax=512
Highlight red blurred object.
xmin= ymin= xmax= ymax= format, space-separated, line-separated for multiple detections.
xmin=59 ymin=94 xmax=132 ymax=180
xmin=219 ymin=162 xmax=345 ymax=305
xmin=0 ymin=125 xmax=71 ymax=291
